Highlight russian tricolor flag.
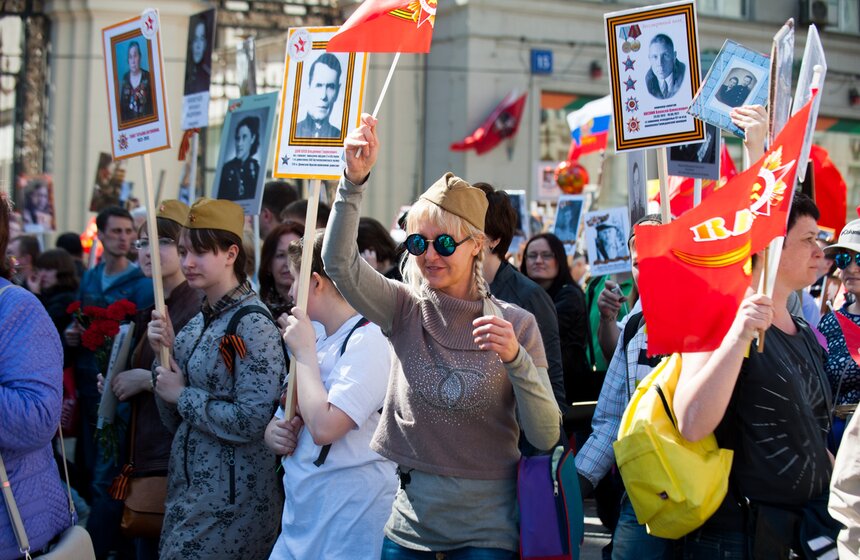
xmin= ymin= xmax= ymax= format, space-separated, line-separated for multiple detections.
xmin=566 ymin=95 xmax=612 ymax=160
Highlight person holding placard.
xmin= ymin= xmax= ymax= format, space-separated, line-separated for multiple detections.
xmin=266 ymin=230 xmax=395 ymax=559
xmin=147 ymin=199 xmax=283 ymax=559
xmin=323 ymin=114 xmax=559 ymax=558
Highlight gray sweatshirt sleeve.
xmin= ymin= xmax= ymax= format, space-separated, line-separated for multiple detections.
xmin=322 ymin=176 xmax=402 ymax=333
xmin=505 ymin=348 xmax=561 ymax=451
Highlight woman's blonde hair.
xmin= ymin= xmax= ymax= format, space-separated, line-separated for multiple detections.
xmin=401 ymin=197 xmax=488 ymax=300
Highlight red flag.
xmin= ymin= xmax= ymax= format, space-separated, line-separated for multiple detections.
xmin=636 ymin=98 xmax=814 ymax=355
xmin=652 ymin=144 xmax=739 ymax=218
xmin=326 ymin=0 xmax=436 ymax=53
xmin=810 ymin=145 xmax=847 ymax=237
xmin=450 ymin=91 xmax=527 ymax=155
xmin=835 ymin=312 xmax=860 ymax=368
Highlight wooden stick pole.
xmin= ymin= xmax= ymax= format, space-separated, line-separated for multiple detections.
xmin=187 ymin=132 xmax=199 ymax=199
xmin=693 ymin=178 xmax=702 ymax=207
xmin=283 ymin=178 xmax=322 ymax=419
xmin=141 ymin=153 xmax=169 ymax=367
xmin=253 ymin=214 xmax=261 ymax=286
xmin=657 ymin=148 xmax=671 ymax=224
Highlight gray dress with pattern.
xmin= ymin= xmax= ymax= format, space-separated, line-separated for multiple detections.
xmin=156 ymin=290 xmax=284 ymax=559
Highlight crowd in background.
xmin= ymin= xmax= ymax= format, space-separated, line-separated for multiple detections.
xmin=0 ymin=110 xmax=857 ymax=560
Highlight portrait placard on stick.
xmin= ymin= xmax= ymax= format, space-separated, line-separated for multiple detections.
xmin=688 ymin=40 xmax=770 ymax=138
xmin=181 ymin=8 xmax=216 ymax=130
xmin=274 ymin=27 xmax=368 ymax=180
xmin=212 ymin=92 xmax=279 ymax=216
xmin=584 ymin=207 xmax=632 ymax=277
xmin=605 ymin=0 xmax=704 ymax=152
xmin=792 ymin=24 xmax=826 ymax=184
xmin=627 ymin=151 xmax=648 ymax=225
xmin=102 ymin=11 xmax=171 ymax=159
xmin=17 ymin=175 xmax=55 ymax=233
xmin=553 ymin=194 xmax=586 ymax=252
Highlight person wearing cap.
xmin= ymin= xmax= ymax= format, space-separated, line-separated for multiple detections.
xmin=322 ymin=114 xmax=559 ymax=557
xmin=818 ymin=218 xmax=860 ymax=452
xmin=93 ymin=201 xmax=199 ymax=559
xmin=147 ymin=198 xmax=284 ymax=559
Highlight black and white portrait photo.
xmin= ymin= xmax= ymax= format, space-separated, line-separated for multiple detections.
xmin=296 ymin=52 xmax=346 ymax=139
xmin=584 ymin=207 xmax=631 ymax=276
xmin=645 ymin=34 xmax=686 ymax=100
xmin=213 ymin=92 xmax=279 ymax=215
xmin=553 ymin=195 xmax=585 ymax=246
xmin=715 ymin=71 xmax=757 ymax=108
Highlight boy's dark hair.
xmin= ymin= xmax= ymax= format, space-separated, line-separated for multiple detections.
xmin=281 ymin=199 xmax=331 ymax=229
xmin=96 ymin=206 xmax=133 ymax=232
xmin=357 ymin=217 xmax=397 ymax=265
xmin=262 ymin=180 xmax=299 ymax=216
xmin=56 ymin=232 xmax=84 ymax=257
xmin=182 ymin=228 xmax=248 ymax=284
xmin=786 ymin=192 xmax=820 ymax=233
xmin=472 ymin=182 xmax=517 ymax=259
xmin=288 ymin=230 xmax=343 ymax=300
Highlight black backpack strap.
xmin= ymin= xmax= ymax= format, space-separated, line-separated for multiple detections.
xmin=314 ymin=316 xmax=371 ymax=467
xmin=220 ymin=305 xmax=281 ymax=374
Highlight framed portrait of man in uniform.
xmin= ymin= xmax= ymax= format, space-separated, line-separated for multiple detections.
xmin=274 ymin=27 xmax=368 ymax=180
xmin=212 ymin=92 xmax=279 ymax=215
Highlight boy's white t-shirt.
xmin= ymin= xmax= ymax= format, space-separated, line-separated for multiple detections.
xmin=269 ymin=315 xmax=397 ymax=560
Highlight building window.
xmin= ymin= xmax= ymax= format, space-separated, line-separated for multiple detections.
xmin=827 ymin=0 xmax=860 ymax=34
xmin=697 ymin=0 xmax=748 ymax=19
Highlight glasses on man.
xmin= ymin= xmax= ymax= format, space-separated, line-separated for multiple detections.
xmin=134 ymin=237 xmax=176 ymax=250
xmin=833 ymin=252 xmax=860 ymax=270
xmin=404 ymin=233 xmax=471 ymax=257
xmin=526 ymin=251 xmax=555 ymax=262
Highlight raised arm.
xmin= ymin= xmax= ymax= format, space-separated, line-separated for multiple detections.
xmin=322 ymin=114 xmax=403 ymax=332
xmin=674 ymin=292 xmax=773 ymax=442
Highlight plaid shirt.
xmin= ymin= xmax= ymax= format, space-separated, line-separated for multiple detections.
xmin=576 ymin=303 xmax=656 ymax=487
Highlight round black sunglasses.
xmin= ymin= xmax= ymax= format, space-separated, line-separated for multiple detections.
xmin=404 ymin=233 xmax=471 ymax=257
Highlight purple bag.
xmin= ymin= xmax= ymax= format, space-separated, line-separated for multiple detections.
xmin=517 ymin=446 xmax=584 ymax=560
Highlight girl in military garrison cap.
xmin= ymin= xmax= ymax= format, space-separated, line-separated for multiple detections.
xmin=321 ymin=114 xmax=560 ymax=558
xmin=147 ymin=198 xmax=285 ymax=560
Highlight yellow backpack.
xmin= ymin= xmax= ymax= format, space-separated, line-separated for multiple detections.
xmin=613 ymin=353 xmax=734 ymax=539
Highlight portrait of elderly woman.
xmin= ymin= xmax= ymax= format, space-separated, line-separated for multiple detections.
xmin=218 ymin=114 xmax=262 ymax=201
xmin=117 ymin=38 xmax=155 ymax=124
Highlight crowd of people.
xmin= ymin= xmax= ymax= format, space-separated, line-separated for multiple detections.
xmin=0 ymin=107 xmax=857 ymax=560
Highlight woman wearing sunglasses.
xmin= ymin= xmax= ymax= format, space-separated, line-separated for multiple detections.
xmin=322 ymin=114 xmax=559 ymax=559
xmin=818 ymin=219 xmax=860 ymax=451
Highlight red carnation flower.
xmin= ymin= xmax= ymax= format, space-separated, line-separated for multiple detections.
xmin=66 ymin=301 xmax=81 ymax=315
xmin=81 ymin=329 xmax=105 ymax=351
xmin=83 ymin=306 xmax=106 ymax=320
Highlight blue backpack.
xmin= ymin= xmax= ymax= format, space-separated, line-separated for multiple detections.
xmin=518 ymin=445 xmax=584 ymax=560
